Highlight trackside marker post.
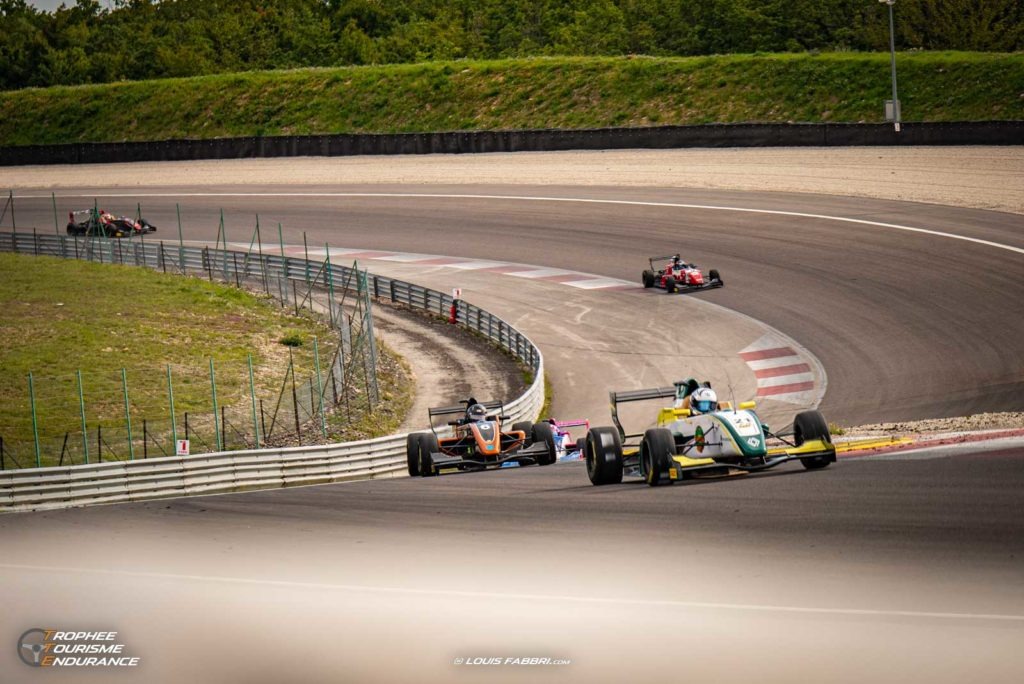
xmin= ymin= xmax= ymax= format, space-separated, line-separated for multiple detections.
xmin=450 ymin=288 xmax=461 ymax=324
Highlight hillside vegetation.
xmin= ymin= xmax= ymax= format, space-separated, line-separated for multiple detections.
xmin=1 ymin=0 xmax=1020 ymax=90
xmin=0 ymin=52 xmax=1020 ymax=146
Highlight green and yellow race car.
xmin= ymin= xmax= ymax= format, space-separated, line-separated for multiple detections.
xmin=585 ymin=378 xmax=836 ymax=487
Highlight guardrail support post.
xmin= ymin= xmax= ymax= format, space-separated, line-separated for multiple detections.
xmin=52 ymin=192 xmax=59 ymax=235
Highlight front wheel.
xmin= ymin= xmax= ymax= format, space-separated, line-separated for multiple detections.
xmin=709 ymin=269 xmax=722 ymax=283
xmin=794 ymin=410 xmax=832 ymax=470
xmin=418 ymin=432 xmax=440 ymax=477
xmin=585 ymin=427 xmax=623 ymax=485
xmin=641 ymin=428 xmax=675 ymax=486
xmin=531 ymin=422 xmax=557 ymax=466
xmin=664 ymin=276 xmax=677 ymax=294
xmin=406 ymin=433 xmax=422 ymax=477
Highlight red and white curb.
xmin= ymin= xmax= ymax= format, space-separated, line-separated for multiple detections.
xmin=739 ymin=333 xmax=820 ymax=405
xmin=285 ymin=245 xmax=637 ymax=292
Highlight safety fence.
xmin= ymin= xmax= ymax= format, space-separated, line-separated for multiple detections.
xmin=0 ymin=230 xmax=544 ymax=510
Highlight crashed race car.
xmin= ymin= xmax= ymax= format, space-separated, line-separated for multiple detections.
xmin=406 ymin=398 xmax=558 ymax=477
xmin=642 ymin=254 xmax=723 ymax=293
xmin=66 ymin=210 xmax=157 ymax=238
xmin=584 ymin=378 xmax=835 ymax=487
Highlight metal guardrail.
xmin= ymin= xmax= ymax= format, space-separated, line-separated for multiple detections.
xmin=0 ymin=231 xmax=544 ymax=512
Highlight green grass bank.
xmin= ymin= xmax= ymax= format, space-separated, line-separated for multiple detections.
xmin=0 ymin=252 xmax=408 ymax=467
xmin=0 ymin=52 xmax=1020 ymax=146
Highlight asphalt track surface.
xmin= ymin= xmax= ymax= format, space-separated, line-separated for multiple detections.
xmin=12 ymin=183 xmax=1024 ymax=423
xmin=4 ymin=181 xmax=1024 ymax=682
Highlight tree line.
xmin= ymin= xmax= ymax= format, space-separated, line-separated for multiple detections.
xmin=1 ymin=0 xmax=1020 ymax=90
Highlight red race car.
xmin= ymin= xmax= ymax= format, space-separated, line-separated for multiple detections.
xmin=642 ymin=254 xmax=723 ymax=293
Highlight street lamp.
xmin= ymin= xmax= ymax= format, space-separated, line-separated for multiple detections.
xmin=879 ymin=0 xmax=900 ymax=132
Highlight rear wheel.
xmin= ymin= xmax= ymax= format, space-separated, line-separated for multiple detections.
xmin=511 ymin=421 xmax=533 ymax=448
xmin=585 ymin=427 xmax=623 ymax=485
xmin=664 ymin=276 xmax=677 ymax=294
xmin=794 ymin=410 xmax=832 ymax=470
xmin=531 ymin=422 xmax=557 ymax=466
xmin=406 ymin=433 xmax=422 ymax=477
xmin=418 ymin=432 xmax=440 ymax=477
xmin=641 ymin=428 xmax=675 ymax=487
xmin=574 ymin=437 xmax=586 ymax=458
xmin=642 ymin=270 xmax=655 ymax=288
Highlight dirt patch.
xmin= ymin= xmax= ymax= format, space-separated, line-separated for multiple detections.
xmin=369 ymin=300 xmax=528 ymax=432
xmin=843 ymin=411 xmax=1024 ymax=436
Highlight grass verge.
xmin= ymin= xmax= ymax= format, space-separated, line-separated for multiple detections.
xmin=1 ymin=52 xmax=1020 ymax=146
xmin=0 ymin=251 xmax=343 ymax=467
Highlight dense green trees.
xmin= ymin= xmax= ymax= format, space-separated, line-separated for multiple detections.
xmin=1 ymin=0 xmax=1020 ymax=90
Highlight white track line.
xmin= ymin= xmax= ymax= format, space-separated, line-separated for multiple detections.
xmin=1 ymin=563 xmax=1022 ymax=623
xmin=19 ymin=191 xmax=1024 ymax=256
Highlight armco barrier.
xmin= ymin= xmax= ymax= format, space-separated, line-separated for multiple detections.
xmin=0 ymin=231 xmax=545 ymax=512
xmin=1 ymin=121 xmax=1020 ymax=166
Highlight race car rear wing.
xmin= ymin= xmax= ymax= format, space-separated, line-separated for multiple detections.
xmin=648 ymin=254 xmax=676 ymax=270
xmin=608 ymin=387 xmax=677 ymax=440
xmin=428 ymin=400 xmax=506 ymax=431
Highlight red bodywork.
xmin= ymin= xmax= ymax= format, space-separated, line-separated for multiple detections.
xmin=661 ymin=266 xmax=704 ymax=287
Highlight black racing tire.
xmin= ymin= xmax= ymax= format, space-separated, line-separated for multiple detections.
xmin=794 ymin=410 xmax=833 ymax=470
xmin=531 ymin=421 xmax=557 ymax=466
xmin=66 ymin=223 xmax=76 ymax=235
xmin=642 ymin=270 xmax=655 ymax=288
xmin=418 ymin=432 xmax=440 ymax=477
xmin=709 ymin=269 xmax=721 ymax=282
xmin=664 ymin=276 xmax=677 ymax=294
xmin=406 ymin=433 xmax=422 ymax=477
xmin=585 ymin=427 xmax=623 ymax=485
xmin=511 ymin=421 xmax=533 ymax=448
xmin=641 ymin=428 xmax=675 ymax=487
xmin=575 ymin=437 xmax=586 ymax=457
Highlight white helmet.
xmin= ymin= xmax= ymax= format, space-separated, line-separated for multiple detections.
xmin=690 ymin=387 xmax=718 ymax=414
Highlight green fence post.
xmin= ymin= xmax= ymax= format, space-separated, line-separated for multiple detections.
xmin=325 ymin=243 xmax=336 ymax=327
xmin=210 ymin=358 xmax=222 ymax=451
xmin=122 ymin=368 xmax=134 ymax=460
xmin=278 ymin=222 xmax=287 ymax=304
xmin=313 ymin=337 xmax=327 ymax=438
xmin=167 ymin=365 xmax=177 ymax=446
xmin=303 ymin=231 xmax=310 ymax=286
xmin=28 ymin=372 xmax=40 ymax=467
xmin=77 ymin=369 xmax=89 ymax=464
xmin=248 ymin=355 xmax=261 ymax=447
xmin=52 ymin=192 xmax=59 ymax=235
xmin=176 ymin=203 xmax=185 ymax=273
xmin=218 ymin=209 xmax=228 ymax=282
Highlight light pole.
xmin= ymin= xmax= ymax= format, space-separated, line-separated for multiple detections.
xmin=879 ymin=0 xmax=900 ymax=132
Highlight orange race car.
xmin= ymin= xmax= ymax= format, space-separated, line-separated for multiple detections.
xmin=406 ymin=398 xmax=557 ymax=477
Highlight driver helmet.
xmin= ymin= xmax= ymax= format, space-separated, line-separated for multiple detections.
xmin=467 ymin=403 xmax=487 ymax=422
xmin=690 ymin=387 xmax=718 ymax=414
